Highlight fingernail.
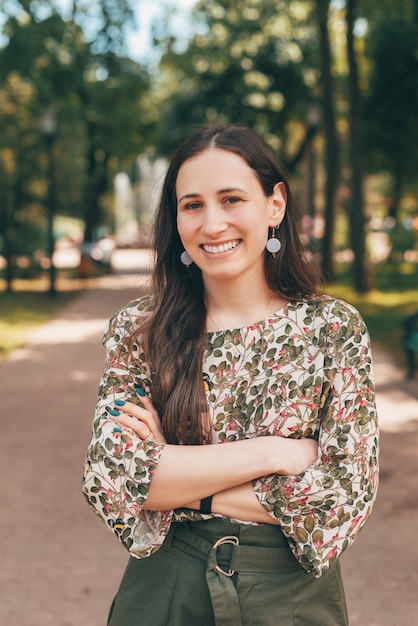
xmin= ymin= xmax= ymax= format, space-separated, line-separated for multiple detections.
xmin=115 ymin=399 xmax=126 ymax=406
xmin=136 ymin=387 xmax=146 ymax=397
xmin=109 ymin=409 xmax=120 ymax=416
xmin=113 ymin=427 xmax=123 ymax=433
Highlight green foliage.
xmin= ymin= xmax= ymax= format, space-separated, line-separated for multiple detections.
xmin=0 ymin=1 xmax=155 ymax=288
xmin=155 ymin=0 xmax=319 ymax=158
xmin=364 ymin=19 xmax=418 ymax=181
xmin=1 ymin=0 xmax=417 ymax=297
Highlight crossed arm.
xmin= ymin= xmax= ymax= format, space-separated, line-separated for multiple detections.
xmin=109 ymin=394 xmax=318 ymax=524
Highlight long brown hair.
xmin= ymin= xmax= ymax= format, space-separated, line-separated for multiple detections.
xmin=130 ymin=125 xmax=321 ymax=445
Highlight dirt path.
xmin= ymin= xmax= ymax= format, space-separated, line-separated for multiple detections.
xmin=0 ymin=269 xmax=417 ymax=626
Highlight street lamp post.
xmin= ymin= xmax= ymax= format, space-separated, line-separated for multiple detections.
xmin=39 ymin=107 xmax=57 ymax=297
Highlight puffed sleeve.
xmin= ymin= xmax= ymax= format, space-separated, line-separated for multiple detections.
xmin=253 ymin=300 xmax=379 ymax=576
xmin=81 ymin=298 xmax=172 ymax=558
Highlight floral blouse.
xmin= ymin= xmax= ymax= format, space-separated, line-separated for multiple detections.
xmin=82 ymin=295 xmax=379 ymax=576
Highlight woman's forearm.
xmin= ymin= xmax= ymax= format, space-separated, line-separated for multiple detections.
xmin=182 ymin=483 xmax=278 ymax=524
xmin=144 ymin=438 xmax=269 ymax=510
xmin=213 ymin=482 xmax=279 ymax=524
xmin=143 ymin=436 xmax=318 ymax=510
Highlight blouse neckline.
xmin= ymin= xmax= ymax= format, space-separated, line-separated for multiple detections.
xmin=206 ymin=299 xmax=301 ymax=336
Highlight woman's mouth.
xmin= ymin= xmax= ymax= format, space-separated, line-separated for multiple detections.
xmin=201 ymin=240 xmax=241 ymax=254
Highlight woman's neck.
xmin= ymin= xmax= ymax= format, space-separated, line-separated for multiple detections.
xmin=204 ymin=278 xmax=287 ymax=331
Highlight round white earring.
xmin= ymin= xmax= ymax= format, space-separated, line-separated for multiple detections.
xmin=266 ymin=227 xmax=281 ymax=256
xmin=180 ymin=250 xmax=193 ymax=266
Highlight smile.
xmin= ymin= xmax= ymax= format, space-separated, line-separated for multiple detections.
xmin=201 ymin=240 xmax=241 ymax=254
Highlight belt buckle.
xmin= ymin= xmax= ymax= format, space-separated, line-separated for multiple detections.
xmin=213 ymin=535 xmax=239 ymax=577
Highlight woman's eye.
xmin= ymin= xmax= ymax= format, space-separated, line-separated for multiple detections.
xmin=184 ymin=201 xmax=202 ymax=210
xmin=223 ymin=196 xmax=241 ymax=205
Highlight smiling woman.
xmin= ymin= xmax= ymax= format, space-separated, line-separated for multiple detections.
xmin=176 ymin=148 xmax=287 ymax=292
xmin=81 ymin=125 xmax=379 ymax=626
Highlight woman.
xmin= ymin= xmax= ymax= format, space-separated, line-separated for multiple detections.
xmin=82 ymin=125 xmax=379 ymax=625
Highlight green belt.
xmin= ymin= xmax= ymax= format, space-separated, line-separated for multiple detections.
xmin=165 ymin=522 xmax=303 ymax=626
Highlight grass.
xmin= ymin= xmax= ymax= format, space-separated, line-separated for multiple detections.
xmin=326 ymin=285 xmax=416 ymax=366
xmin=0 ymin=271 xmax=100 ymax=359
xmin=0 ymin=290 xmax=77 ymax=358
xmin=327 ymin=262 xmax=418 ymax=367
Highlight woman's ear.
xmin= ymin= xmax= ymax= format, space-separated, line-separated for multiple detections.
xmin=268 ymin=181 xmax=287 ymax=226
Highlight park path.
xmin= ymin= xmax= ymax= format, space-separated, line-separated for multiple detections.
xmin=0 ymin=253 xmax=417 ymax=626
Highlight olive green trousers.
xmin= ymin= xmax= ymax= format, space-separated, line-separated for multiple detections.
xmin=107 ymin=519 xmax=348 ymax=626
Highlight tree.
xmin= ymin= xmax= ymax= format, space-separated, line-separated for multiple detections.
xmin=0 ymin=2 xmax=153 ymax=285
xmin=365 ymin=18 xmax=418 ymax=219
xmin=345 ymin=0 xmax=373 ymax=292
xmin=155 ymin=0 xmax=318 ymax=163
xmin=0 ymin=73 xmax=44 ymax=291
xmin=314 ymin=0 xmax=340 ymax=283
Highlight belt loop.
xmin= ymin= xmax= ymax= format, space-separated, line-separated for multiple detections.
xmin=206 ymin=538 xmax=243 ymax=626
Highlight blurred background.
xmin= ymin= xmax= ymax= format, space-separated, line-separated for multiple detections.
xmin=0 ymin=3 xmax=417 ymax=625
xmin=0 ymin=0 xmax=417 ymax=369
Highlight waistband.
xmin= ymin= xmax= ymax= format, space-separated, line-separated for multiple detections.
xmin=163 ymin=520 xmax=302 ymax=626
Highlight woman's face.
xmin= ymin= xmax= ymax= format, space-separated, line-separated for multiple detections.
xmin=176 ymin=148 xmax=286 ymax=286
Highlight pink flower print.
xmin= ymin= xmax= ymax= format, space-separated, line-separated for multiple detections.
xmin=349 ymin=515 xmax=363 ymax=532
xmin=342 ymin=367 xmax=356 ymax=384
xmin=321 ymin=454 xmax=332 ymax=466
xmin=294 ymin=496 xmax=309 ymax=506
xmin=281 ymin=484 xmax=296 ymax=497
xmin=357 ymin=397 xmax=368 ymax=407
xmin=108 ymin=355 xmax=121 ymax=368
xmin=125 ymin=438 xmax=133 ymax=450
xmin=325 ymin=546 xmax=338 ymax=561
xmin=354 ymin=435 xmax=367 ymax=453
xmin=334 ymin=407 xmax=345 ymax=423
xmin=273 ymin=429 xmax=284 ymax=437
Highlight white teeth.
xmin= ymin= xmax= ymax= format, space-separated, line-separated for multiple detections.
xmin=203 ymin=240 xmax=240 ymax=254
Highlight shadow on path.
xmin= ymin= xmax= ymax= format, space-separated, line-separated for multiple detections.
xmin=0 ymin=271 xmax=417 ymax=626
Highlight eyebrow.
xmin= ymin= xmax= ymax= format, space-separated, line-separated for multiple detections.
xmin=177 ymin=188 xmax=248 ymax=204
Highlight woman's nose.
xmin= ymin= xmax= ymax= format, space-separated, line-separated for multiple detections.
xmin=201 ymin=205 xmax=228 ymax=237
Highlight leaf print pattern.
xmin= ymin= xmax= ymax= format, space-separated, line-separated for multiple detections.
xmin=82 ymin=295 xmax=378 ymax=575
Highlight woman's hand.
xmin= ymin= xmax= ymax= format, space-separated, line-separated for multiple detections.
xmin=270 ymin=436 xmax=319 ymax=476
xmin=110 ymin=390 xmax=167 ymax=444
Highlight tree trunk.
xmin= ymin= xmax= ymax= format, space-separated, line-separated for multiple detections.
xmin=78 ymin=120 xmax=110 ymax=277
xmin=389 ymin=164 xmax=403 ymax=220
xmin=3 ymin=223 xmax=14 ymax=293
xmin=346 ymin=0 xmax=374 ymax=293
xmin=315 ymin=0 xmax=340 ymax=283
